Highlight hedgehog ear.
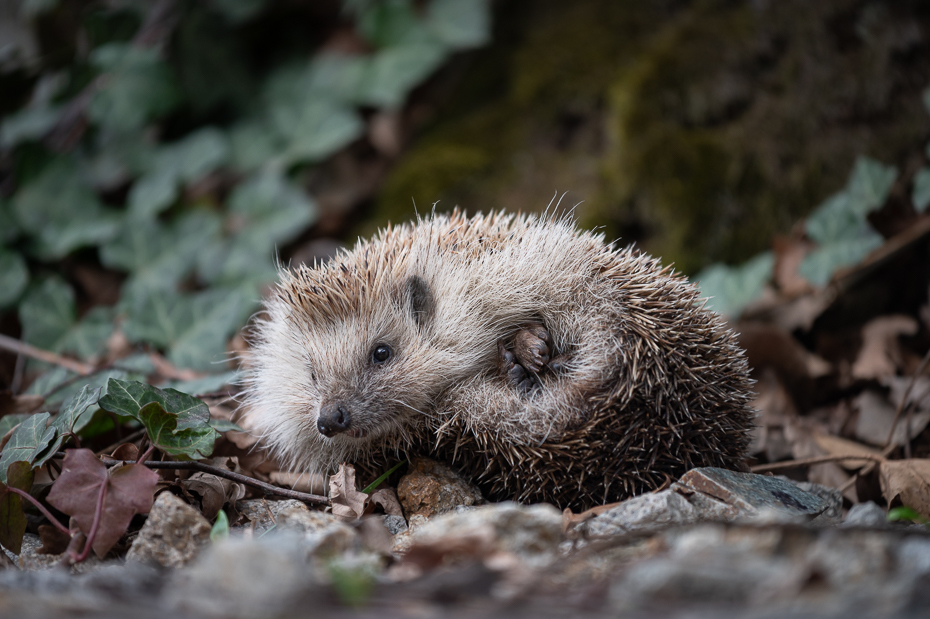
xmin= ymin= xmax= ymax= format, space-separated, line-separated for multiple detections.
xmin=406 ymin=275 xmax=434 ymax=330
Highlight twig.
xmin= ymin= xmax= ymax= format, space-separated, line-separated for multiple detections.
xmin=9 ymin=487 xmax=70 ymax=535
xmin=85 ymin=454 xmax=330 ymax=506
xmin=750 ymin=453 xmax=885 ymax=473
xmin=0 ymin=333 xmax=93 ymax=376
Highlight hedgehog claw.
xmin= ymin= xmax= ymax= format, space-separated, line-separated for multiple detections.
xmin=513 ymin=323 xmax=551 ymax=374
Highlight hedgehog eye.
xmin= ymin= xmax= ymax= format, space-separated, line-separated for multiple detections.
xmin=371 ymin=344 xmax=392 ymax=365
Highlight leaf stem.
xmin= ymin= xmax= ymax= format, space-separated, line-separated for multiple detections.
xmin=8 ymin=487 xmax=70 ymax=535
xmin=76 ymin=479 xmax=107 ymax=562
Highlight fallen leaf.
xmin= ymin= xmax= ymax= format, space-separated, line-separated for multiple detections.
xmin=852 ymin=315 xmax=919 ymax=380
xmin=269 ymin=470 xmax=326 ymax=494
xmin=737 ymin=322 xmax=832 ymax=384
xmin=330 ymin=464 xmax=368 ymax=520
xmin=110 ymin=443 xmax=140 ymax=461
xmin=0 ymin=461 xmax=35 ymax=554
xmin=562 ymin=502 xmax=624 ymax=533
xmin=772 ymin=235 xmax=814 ymax=297
xmin=879 ymin=459 xmax=930 ymax=518
xmin=46 ymin=449 xmax=159 ymax=558
xmin=812 ymin=432 xmax=883 ymax=470
xmin=183 ymin=459 xmax=246 ymax=521
xmin=369 ymin=488 xmax=404 ymax=517
xmin=37 ymin=524 xmax=72 ymax=555
xmin=854 ymin=390 xmax=930 ymax=447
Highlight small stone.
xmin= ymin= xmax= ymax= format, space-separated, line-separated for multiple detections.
xmin=383 ymin=514 xmax=408 ymax=535
xmin=788 ymin=480 xmax=843 ymax=524
xmin=404 ymin=502 xmax=563 ymax=569
xmin=396 ymin=458 xmax=484 ymax=518
xmin=843 ymin=501 xmax=889 ymax=528
xmin=275 ymin=506 xmax=358 ymax=558
xmin=126 ymin=492 xmax=211 ymax=568
xmin=235 ymin=498 xmax=309 ymax=532
xmin=16 ymin=533 xmax=102 ymax=573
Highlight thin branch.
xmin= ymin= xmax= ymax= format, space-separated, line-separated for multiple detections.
xmin=9 ymin=487 xmax=70 ymax=535
xmin=750 ymin=453 xmax=885 ymax=473
xmin=0 ymin=333 xmax=93 ymax=376
xmin=84 ymin=454 xmax=329 ymax=506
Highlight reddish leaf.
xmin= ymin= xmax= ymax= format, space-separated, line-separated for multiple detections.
xmin=46 ymin=449 xmax=158 ymax=558
xmin=0 ymin=461 xmax=35 ymax=554
xmin=37 ymin=524 xmax=72 ymax=555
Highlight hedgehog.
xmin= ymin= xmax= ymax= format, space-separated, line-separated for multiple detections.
xmin=242 ymin=210 xmax=755 ymax=510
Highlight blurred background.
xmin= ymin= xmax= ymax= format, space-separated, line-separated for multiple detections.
xmin=3 ymin=0 xmax=930 ymax=478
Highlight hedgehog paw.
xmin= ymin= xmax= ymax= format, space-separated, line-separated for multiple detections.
xmin=498 ymin=341 xmax=540 ymax=394
xmin=512 ymin=323 xmax=551 ymax=374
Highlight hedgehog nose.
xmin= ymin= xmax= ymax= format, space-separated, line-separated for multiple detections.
xmin=317 ymin=403 xmax=351 ymax=437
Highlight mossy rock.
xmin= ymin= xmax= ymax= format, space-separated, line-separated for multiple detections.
xmin=375 ymin=0 xmax=930 ymax=273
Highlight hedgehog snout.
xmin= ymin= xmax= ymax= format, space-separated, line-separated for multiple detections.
xmin=317 ymin=402 xmax=352 ymax=437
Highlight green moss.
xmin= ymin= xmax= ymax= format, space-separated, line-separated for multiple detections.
xmin=375 ymin=0 xmax=930 ymax=272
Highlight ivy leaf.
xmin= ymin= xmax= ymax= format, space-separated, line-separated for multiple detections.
xmin=198 ymin=171 xmax=316 ymax=286
xmin=51 ymin=386 xmax=101 ymax=437
xmin=357 ymin=44 xmax=448 ymax=108
xmin=0 ymin=413 xmax=55 ymax=483
xmin=357 ymin=0 xmax=435 ymax=48
xmin=46 ymin=449 xmax=158 ymax=558
xmin=695 ymin=252 xmax=774 ymax=318
xmin=97 ymin=378 xmax=210 ymax=432
xmin=138 ymin=402 xmax=216 ymax=459
xmin=18 ymin=277 xmax=113 ymax=359
xmin=272 ymin=99 xmax=364 ymax=165
xmin=11 ymin=161 xmax=120 ymax=260
xmin=0 ymin=248 xmax=29 ymax=309
xmin=845 ymin=156 xmax=897 ymax=216
xmin=102 ymin=210 xmax=223 ymax=298
xmin=88 ymin=44 xmax=181 ymax=131
xmin=0 ymin=461 xmax=35 ymax=554
xmin=913 ymin=168 xmax=930 ymax=213
xmin=798 ymin=232 xmax=884 ymax=287
xmin=0 ymin=415 xmax=30 ymax=440
xmin=0 ymin=105 xmax=61 ymax=148
xmin=122 ymin=286 xmax=257 ymax=371
xmin=0 ymin=199 xmax=19 ymax=244
xmin=128 ymin=128 xmax=230 ymax=218
xmin=426 ymin=0 xmax=490 ymax=49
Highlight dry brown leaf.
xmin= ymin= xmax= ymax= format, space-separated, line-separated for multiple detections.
xmin=110 ymin=443 xmax=140 ymax=461
xmin=852 ymin=315 xmax=919 ymax=380
xmin=772 ymin=235 xmax=814 ymax=297
xmin=879 ymin=459 xmax=930 ymax=517
xmin=737 ymin=323 xmax=832 ymax=383
xmin=561 ymin=502 xmax=624 ymax=533
xmin=748 ymin=370 xmax=798 ymax=460
xmin=854 ymin=390 xmax=930 ymax=447
xmin=269 ymin=471 xmax=326 ymax=495
xmin=811 ymin=432 xmax=883 ymax=469
xmin=369 ymin=488 xmax=404 ymax=517
xmin=329 ymin=464 xmax=368 ymax=520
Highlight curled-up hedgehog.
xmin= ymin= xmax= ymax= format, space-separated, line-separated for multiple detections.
xmin=243 ymin=210 xmax=754 ymax=510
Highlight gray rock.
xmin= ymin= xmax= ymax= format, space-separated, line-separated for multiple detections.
xmin=126 ymin=492 xmax=211 ymax=568
xmin=789 ymin=479 xmax=844 ymax=524
xmin=404 ymin=502 xmax=562 ymax=569
xmin=275 ymin=505 xmax=359 ymax=558
xmin=167 ymin=535 xmax=321 ymax=618
xmin=383 ymin=514 xmax=408 ymax=535
xmin=585 ymin=468 xmax=831 ymax=538
xmin=235 ymin=498 xmax=311 ymax=533
xmin=843 ymin=501 xmax=888 ymax=527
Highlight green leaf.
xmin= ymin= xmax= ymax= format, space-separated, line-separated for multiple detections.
xmin=138 ymin=401 xmax=216 ymax=459
xmin=88 ymin=44 xmax=181 ymax=131
xmin=357 ymin=0 xmax=435 ymax=48
xmin=0 ymin=249 xmax=29 ymax=309
xmin=18 ymin=277 xmax=113 ymax=359
xmin=122 ymin=286 xmax=257 ymax=371
xmin=210 ymin=0 xmax=265 ymax=23
xmin=887 ymin=505 xmax=928 ymax=524
xmin=357 ymin=44 xmax=448 ymax=108
xmin=0 ymin=200 xmax=19 ymax=244
xmin=210 ymin=508 xmax=229 ymax=542
xmin=97 ymin=378 xmax=210 ymax=433
xmin=272 ymin=100 xmax=364 ymax=165
xmin=163 ymin=369 xmax=241 ymax=397
xmin=0 ymin=105 xmax=61 ymax=148
xmin=0 ymin=415 xmax=30 ymax=440
xmin=805 ymin=192 xmax=866 ymax=244
xmin=0 ymin=413 xmax=55 ymax=483
xmin=128 ymin=128 xmax=230 ymax=218
xmin=228 ymin=120 xmax=282 ymax=172
xmin=0 ymin=461 xmax=35 ymax=554
xmin=426 ymin=0 xmax=490 ymax=49
xmin=51 ymin=386 xmax=102 ymax=436
xmin=18 ymin=277 xmax=75 ymax=352
xmin=199 ymin=171 xmax=316 ymax=286
xmin=361 ymin=459 xmax=407 ymax=494
xmin=913 ymin=168 xmax=930 ymax=213
xmin=695 ymin=252 xmax=774 ymax=318
xmin=103 ymin=210 xmax=223 ymax=298
xmin=11 ymin=161 xmax=121 ymax=259
xmin=208 ymin=419 xmax=244 ymax=433
xmin=798 ymin=231 xmax=884 ymax=287
xmin=845 ymin=156 xmax=897 ymax=216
